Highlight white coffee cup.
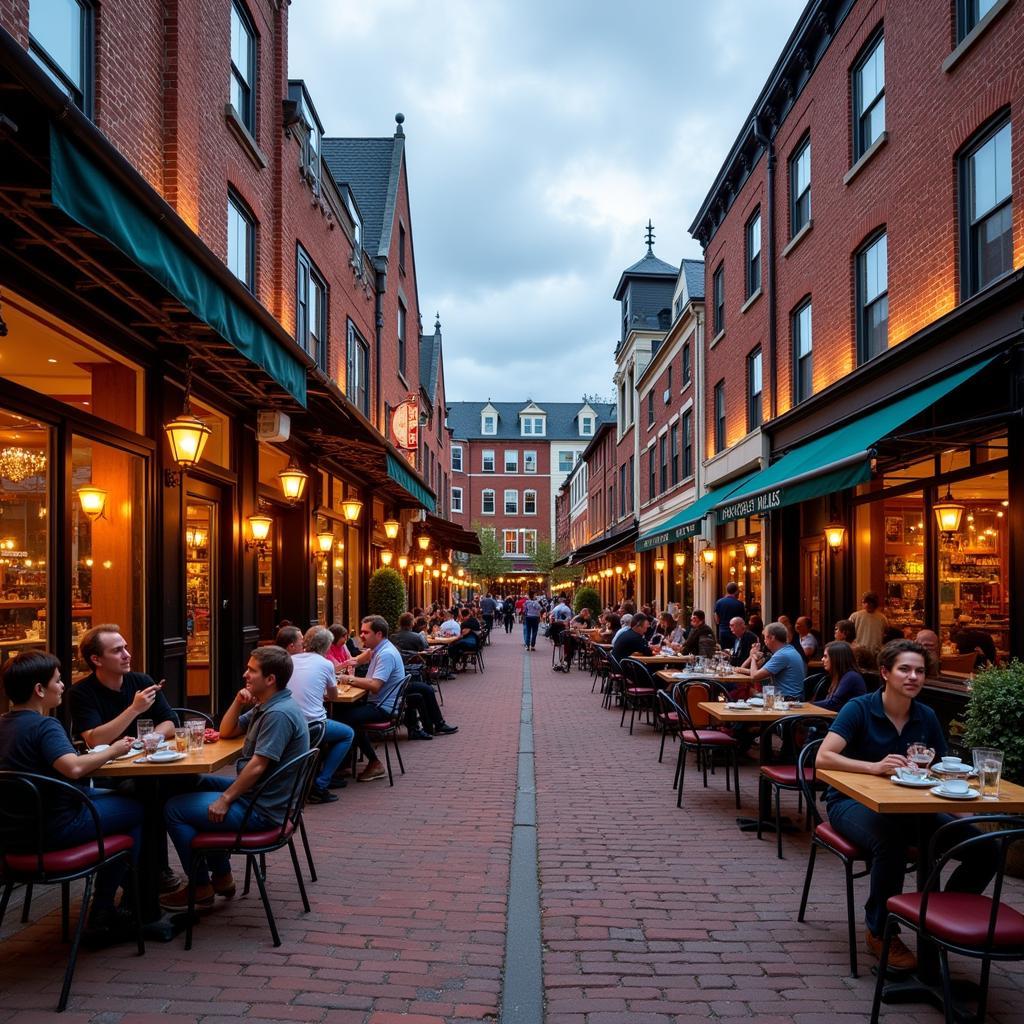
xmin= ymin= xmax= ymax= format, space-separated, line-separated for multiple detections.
xmin=943 ymin=778 xmax=970 ymax=795
xmin=941 ymin=756 xmax=964 ymax=767
xmin=897 ymin=765 xmax=926 ymax=782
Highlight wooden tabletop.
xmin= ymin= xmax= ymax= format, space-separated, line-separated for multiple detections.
xmin=655 ymin=669 xmax=744 ymax=687
xmin=326 ymin=683 xmax=367 ymax=704
xmin=817 ymin=768 xmax=1024 ymax=814
xmin=632 ymin=653 xmax=696 ymax=666
xmin=697 ymin=699 xmax=837 ymax=724
xmin=92 ymin=736 xmax=245 ymax=777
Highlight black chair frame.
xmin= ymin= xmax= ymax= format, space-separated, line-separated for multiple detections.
xmin=619 ymin=659 xmax=657 ymax=734
xmin=186 ymin=747 xmax=320 ymax=949
xmin=170 ymin=707 xmax=216 ymax=729
xmin=359 ymin=675 xmax=413 ymax=786
xmin=0 ymin=771 xmax=144 ymax=1011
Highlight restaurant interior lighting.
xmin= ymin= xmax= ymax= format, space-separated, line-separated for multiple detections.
xmin=341 ymin=497 xmax=363 ymax=522
xmin=77 ymin=486 xmax=107 ymax=521
xmin=824 ymin=523 xmax=846 ymax=550
xmin=334 ymin=557 xmax=343 ymax=569
xmin=277 ymin=458 xmax=308 ymax=504
xmin=432 ymin=568 xmax=440 ymax=578
xmin=398 ymin=555 xmax=408 ymax=570
xmin=654 ymin=557 xmax=666 ymax=572
xmin=743 ymin=541 xmax=759 ymax=559
xmin=457 ymin=567 xmax=465 ymax=577
xmin=316 ymin=530 xmax=334 ymax=553
xmin=440 ymin=562 xmax=449 ymax=573
xmin=417 ymin=534 xmax=430 ymax=550
xmin=934 ymin=487 xmax=965 ymax=535
xmin=380 ymin=550 xmax=393 ymax=566
xmin=415 ymin=562 xmax=424 ymax=573
xmin=615 ymin=565 xmax=623 ymax=574
xmin=674 ymin=552 xmax=686 ymax=567
xmin=424 ymin=555 xmax=434 ymax=567
xmin=383 ymin=518 xmax=400 ymax=539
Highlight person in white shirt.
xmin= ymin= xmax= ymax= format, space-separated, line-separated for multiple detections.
xmin=795 ymin=616 xmax=820 ymax=661
xmin=438 ymin=614 xmax=461 ymax=638
xmin=276 ymin=626 xmax=354 ymax=804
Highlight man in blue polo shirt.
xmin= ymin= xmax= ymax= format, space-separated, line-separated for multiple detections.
xmin=336 ymin=615 xmax=407 ymax=783
xmin=737 ymin=621 xmax=805 ymax=698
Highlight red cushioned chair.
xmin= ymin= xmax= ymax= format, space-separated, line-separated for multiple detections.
xmin=757 ymin=715 xmax=829 ymax=859
xmin=0 ymin=771 xmax=144 ymax=1012
xmin=661 ymin=682 xmax=739 ymax=809
xmin=619 ymin=658 xmax=657 ymax=734
xmin=184 ymin=748 xmax=319 ymax=950
xmin=870 ymin=814 xmax=1024 ymax=1024
xmin=358 ymin=675 xmax=413 ymax=786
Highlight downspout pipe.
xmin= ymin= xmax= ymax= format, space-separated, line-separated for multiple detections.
xmin=373 ymin=261 xmax=386 ymax=430
xmin=751 ymin=114 xmax=778 ymax=420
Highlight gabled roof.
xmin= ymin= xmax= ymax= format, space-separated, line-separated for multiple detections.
xmin=447 ymin=401 xmax=615 ymax=440
xmin=680 ymin=258 xmax=705 ymax=301
xmin=419 ymin=318 xmax=442 ymax=398
xmin=322 ymin=116 xmax=406 ymax=260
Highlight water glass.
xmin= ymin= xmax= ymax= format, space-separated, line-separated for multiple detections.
xmin=762 ymin=684 xmax=776 ymax=711
xmin=907 ymin=743 xmax=936 ymax=772
xmin=972 ymin=747 xmax=1003 ymax=800
xmin=187 ymin=719 xmax=205 ymax=752
xmin=135 ymin=718 xmax=154 ymax=742
xmin=142 ymin=731 xmax=162 ymax=754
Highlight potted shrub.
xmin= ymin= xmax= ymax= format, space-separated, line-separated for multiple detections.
xmin=573 ymin=586 xmax=601 ymax=621
xmin=367 ymin=567 xmax=406 ymax=632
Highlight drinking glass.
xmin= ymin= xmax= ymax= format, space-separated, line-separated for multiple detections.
xmin=135 ymin=719 xmax=154 ymax=742
xmin=174 ymin=731 xmax=189 ymax=753
xmin=762 ymin=684 xmax=776 ymax=711
xmin=142 ymin=731 xmax=162 ymax=754
xmin=972 ymin=747 xmax=1003 ymax=800
xmin=906 ymin=743 xmax=935 ymax=772
xmin=187 ymin=719 xmax=205 ymax=752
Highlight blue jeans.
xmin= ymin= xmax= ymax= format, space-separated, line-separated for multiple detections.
xmin=59 ymin=790 xmax=143 ymax=912
xmin=164 ymin=776 xmax=271 ymax=886
xmin=523 ymin=616 xmax=540 ymax=648
xmin=826 ymin=797 xmax=997 ymax=935
xmin=316 ymin=718 xmax=354 ymax=789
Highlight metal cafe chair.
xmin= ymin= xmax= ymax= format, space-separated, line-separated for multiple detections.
xmin=358 ymin=676 xmax=413 ymax=786
xmin=619 ymin=658 xmax=657 ymax=734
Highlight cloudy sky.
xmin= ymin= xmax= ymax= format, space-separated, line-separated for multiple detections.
xmin=290 ymin=0 xmax=805 ymax=404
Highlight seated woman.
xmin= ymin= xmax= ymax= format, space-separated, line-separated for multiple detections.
xmin=326 ymin=624 xmax=353 ymax=668
xmin=0 ymin=651 xmax=143 ymax=937
xmin=449 ymin=607 xmax=481 ymax=666
xmin=669 ymin=611 xmax=688 ymax=647
xmin=601 ymin=613 xmax=621 ymax=641
xmin=812 ymin=640 xmax=866 ymax=710
xmin=816 ymin=639 xmax=997 ymax=972
xmin=651 ymin=612 xmax=675 ymax=648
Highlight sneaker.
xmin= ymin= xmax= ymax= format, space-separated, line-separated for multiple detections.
xmin=357 ymin=761 xmax=387 ymax=783
xmin=865 ymin=929 xmax=917 ymax=972
xmin=159 ymin=867 xmax=182 ymax=894
xmin=409 ymin=727 xmax=434 ymax=740
xmin=307 ymin=786 xmax=339 ymax=804
xmin=160 ymin=884 xmax=214 ymax=912
xmin=327 ymin=776 xmax=349 ymax=789
xmin=211 ymin=872 xmax=236 ymax=899
xmin=435 ymin=723 xmax=459 ymax=735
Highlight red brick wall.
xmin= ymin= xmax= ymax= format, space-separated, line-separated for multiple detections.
xmin=702 ymin=0 xmax=1024 ymax=452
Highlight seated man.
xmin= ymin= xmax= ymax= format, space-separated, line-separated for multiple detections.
xmin=611 ymin=612 xmax=653 ymax=662
xmin=392 ymin=612 xmax=429 ymax=654
xmin=161 ymin=645 xmax=309 ymax=910
xmin=795 ymin=616 xmax=820 ymax=661
xmin=817 ymin=640 xmax=997 ymax=970
xmin=437 ymin=611 xmax=462 ymax=637
xmin=276 ymin=625 xmax=355 ymax=805
xmin=736 ymin=621 xmax=806 ymax=699
xmin=0 ymin=650 xmax=142 ymax=938
xmin=680 ymin=610 xmax=715 ymax=656
xmin=727 ymin=616 xmax=758 ymax=666
xmin=449 ymin=608 xmax=481 ymax=666
xmin=336 ymin=616 xmax=411 ymax=782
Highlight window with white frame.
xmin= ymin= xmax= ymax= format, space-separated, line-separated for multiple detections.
xmin=521 ymin=416 xmax=545 ymax=435
xmin=580 ymin=416 xmax=593 ymax=436
xmin=522 ymin=529 xmax=537 ymax=556
xmin=524 ymin=450 xmax=537 ymax=473
xmin=482 ymin=413 xmax=496 ymax=434
xmin=481 ymin=489 xmax=495 ymax=515
xmin=451 ymin=445 xmax=463 ymax=472
xmin=451 ymin=487 xmax=463 ymax=514
xmin=482 ymin=449 xmax=495 ymax=473
xmin=961 ymin=117 xmax=1012 ymax=297
xmin=227 ymin=190 xmax=255 ymax=290
xmin=504 ymin=450 xmax=518 ymax=472
xmin=504 ymin=489 xmax=518 ymax=515
xmin=503 ymin=529 xmax=519 ymax=555
xmin=524 ymin=490 xmax=537 ymax=515
xmin=346 ymin=321 xmax=369 ymax=415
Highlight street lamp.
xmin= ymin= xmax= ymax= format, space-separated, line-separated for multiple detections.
xmin=398 ymin=555 xmax=409 ymax=570
xmin=278 ymin=458 xmax=308 ymax=504
xmin=341 ymin=497 xmax=363 ymax=522
xmin=701 ymin=547 xmax=716 ymax=565
xmin=627 ymin=560 xmax=636 ymax=573
xmin=743 ymin=541 xmax=759 ymax=559
xmin=934 ymin=487 xmax=965 ymax=535
xmin=383 ymin=518 xmax=400 ymax=539
xmin=380 ymin=550 xmax=394 ymax=566
xmin=654 ymin=557 xmax=666 ymax=572
xmin=824 ymin=523 xmax=846 ymax=550
xmin=316 ymin=530 xmax=334 ymax=553
xmin=674 ymin=552 xmax=686 ymax=567
xmin=246 ymin=513 xmax=272 ymax=553
xmin=417 ymin=534 xmax=431 ymax=551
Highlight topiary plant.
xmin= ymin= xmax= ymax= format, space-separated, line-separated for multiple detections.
xmin=963 ymin=660 xmax=1024 ymax=784
xmin=573 ymin=586 xmax=601 ymax=621
xmin=367 ymin=567 xmax=406 ymax=632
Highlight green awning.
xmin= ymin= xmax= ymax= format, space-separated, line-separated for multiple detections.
xmin=48 ymin=126 xmax=307 ymax=405
xmin=715 ymin=359 xmax=993 ymax=524
xmin=635 ymin=471 xmax=761 ymax=551
xmin=387 ymin=453 xmax=436 ymax=512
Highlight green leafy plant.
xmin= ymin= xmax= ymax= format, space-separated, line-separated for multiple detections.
xmin=466 ymin=524 xmax=507 ymax=587
xmin=573 ymin=586 xmax=601 ymax=620
xmin=367 ymin=567 xmax=406 ymax=631
xmin=963 ymin=660 xmax=1024 ymax=784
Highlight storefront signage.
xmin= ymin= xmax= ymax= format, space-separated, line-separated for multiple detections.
xmin=390 ymin=397 xmax=419 ymax=450
xmin=635 ymin=520 xmax=701 ymax=552
xmin=717 ymin=488 xmax=782 ymax=524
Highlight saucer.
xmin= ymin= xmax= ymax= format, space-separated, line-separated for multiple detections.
xmin=147 ymin=750 xmax=186 ymax=763
xmin=725 ymin=701 xmax=751 ymax=710
xmin=931 ymin=785 xmax=980 ymax=800
xmin=890 ymin=775 xmax=939 ymax=788
xmin=932 ymin=763 xmax=972 ymax=774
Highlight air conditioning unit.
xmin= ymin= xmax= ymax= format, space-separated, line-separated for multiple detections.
xmin=257 ymin=410 xmax=291 ymax=442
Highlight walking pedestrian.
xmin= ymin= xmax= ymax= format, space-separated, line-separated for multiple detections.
xmin=522 ymin=591 xmax=542 ymax=651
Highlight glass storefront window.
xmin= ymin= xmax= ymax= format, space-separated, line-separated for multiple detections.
xmin=0 ymin=410 xmax=50 ymax=678
xmin=1 ymin=290 xmax=144 ymax=432
xmin=718 ymin=518 xmax=762 ymax=615
xmin=865 ymin=491 xmax=926 ymax=637
xmin=71 ymin=435 xmax=145 ymax=676
xmin=938 ymin=470 xmax=1008 ymax=659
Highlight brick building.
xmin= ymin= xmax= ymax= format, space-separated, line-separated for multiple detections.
xmin=684 ymin=0 xmax=1024 ymax=654
xmin=0 ymin=0 xmax=473 ymax=717
xmin=447 ymin=401 xmax=614 ymax=578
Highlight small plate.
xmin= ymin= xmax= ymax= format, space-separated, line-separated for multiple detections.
xmin=726 ymin=701 xmax=751 ymax=710
xmin=146 ymin=750 xmax=186 ymax=763
xmin=932 ymin=763 xmax=970 ymax=774
xmin=931 ymin=785 xmax=980 ymax=800
xmin=748 ymin=697 xmax=765 ymax=707
xmin=891 ymin=775 xmax=940 ymax=788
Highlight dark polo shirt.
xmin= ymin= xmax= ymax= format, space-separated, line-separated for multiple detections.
xmin=70 ymin=671 xmax=178 ymax=741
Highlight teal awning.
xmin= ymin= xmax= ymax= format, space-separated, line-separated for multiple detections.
xmin=715 ymin=359 xmax=993 ymax=524
xmin=48 ymin=126 xmax=307 ymax=405
xmin=387 ymin=453 xmax=436 ymax=512
xmin=635 ymin=471 xmax=761 ymax=551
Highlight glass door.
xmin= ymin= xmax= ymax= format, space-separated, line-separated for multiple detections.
xmin=801 ymin=537 xmax=824 ymax=635
xmin=185 ymin=495 xmax=217 ymax=716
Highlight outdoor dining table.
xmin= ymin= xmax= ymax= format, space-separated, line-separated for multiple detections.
xmin=325 ymin=682 xmax=367 ymax=703
xmin=816 ymin=768 xmax=1024 ymax=1015
xmin=428 ymin=635 xmax=457 ymax=645
xmin=633 ymin=653 xmax=697 ymax=667
xmin=91 ymin=736 xmax=245 ymax=938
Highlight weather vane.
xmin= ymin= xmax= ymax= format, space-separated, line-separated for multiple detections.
xmin=645 ymin=219 xmax=655 ymax=254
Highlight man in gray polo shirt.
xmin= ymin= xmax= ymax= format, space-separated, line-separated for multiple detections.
xmin=161 ymin=645 xmax=309 ymax=910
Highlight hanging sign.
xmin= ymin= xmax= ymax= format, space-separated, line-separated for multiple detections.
xmin=391 ymin=396 xmax=419 ymax=450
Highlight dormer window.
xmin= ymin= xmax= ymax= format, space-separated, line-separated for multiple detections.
xmin=521 ymin=416 xmax=545 ymax=436
xmin=580 ymin=417 xmax=593 ymax=436
xmin=288 ymin=83 xmax=323 ymax=193
xmin=482 ymin=413 xmax=496 ymax=434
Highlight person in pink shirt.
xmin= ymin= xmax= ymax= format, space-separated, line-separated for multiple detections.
xmin=326 ymin=624 xmax=353 ymax=667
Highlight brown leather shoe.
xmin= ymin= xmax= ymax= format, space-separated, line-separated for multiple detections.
xmin=866 ymin=929 xmax=917 ymax=972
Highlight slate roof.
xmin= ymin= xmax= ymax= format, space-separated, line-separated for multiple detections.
xmin=613 ymin=249 xmax=680 ymax=300
xmin=322 ymin=136 xmax=397 ymax=257
xmin=419 ymin=321 xmax=442 ymax=398
xmin=680 ymin=258 xmax=705 ymax=301
xmin=446 ymin=402 xmax=616 ymax=441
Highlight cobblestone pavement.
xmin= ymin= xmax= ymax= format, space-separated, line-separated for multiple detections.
xmin=0 ymin=628 xmax=1021 ymax=1022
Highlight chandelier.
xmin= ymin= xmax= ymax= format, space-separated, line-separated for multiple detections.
xmin=0 ymin=447 xmax=46 ymax=482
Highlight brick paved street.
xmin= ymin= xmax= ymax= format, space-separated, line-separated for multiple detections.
xmin=1 ymin=628 xmax=1022 ymax=1022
